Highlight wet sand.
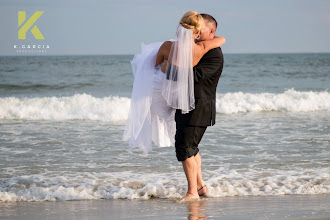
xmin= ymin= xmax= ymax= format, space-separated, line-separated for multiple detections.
xmin=0 ymin=194 xmax=329 ymax=220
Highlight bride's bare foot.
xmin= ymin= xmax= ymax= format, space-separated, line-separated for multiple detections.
xmin=197 ymin=184 xmax=207 ymax=196
xmin=179 ymin=191 xmax=200 ymax=202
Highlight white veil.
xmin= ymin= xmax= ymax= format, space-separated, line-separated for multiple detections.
xmin=162 ymin=24 xmax=195 ymax=114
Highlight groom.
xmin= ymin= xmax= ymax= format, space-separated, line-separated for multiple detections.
xmin=162 ymin=13 xmax=224 ymax=200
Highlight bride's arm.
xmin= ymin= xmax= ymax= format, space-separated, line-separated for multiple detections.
xmin=155 ymin=41 xmax=172 ymax=67
xmin=193 ymin=36 xmax=226 ymax=66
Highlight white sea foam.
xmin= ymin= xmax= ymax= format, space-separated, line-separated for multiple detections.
xmin=0 ymin=89 xmax=329 ymax=122
xmin=0 ymin=93 xmax=130 ymax=122
xmin=0 ymin=168 xmax=329 ymax=202
xmin=216 ymin=88 xmax=330 ymax=114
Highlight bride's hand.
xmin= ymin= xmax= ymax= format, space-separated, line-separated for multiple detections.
xmin=161 ymin=60 xmax=168 ymax=73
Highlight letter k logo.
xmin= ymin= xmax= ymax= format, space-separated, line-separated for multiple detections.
xmin=18 ymin=11 xmax=45 ymax=40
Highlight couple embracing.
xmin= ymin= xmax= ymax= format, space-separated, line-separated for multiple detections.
xmin=123 ymin=11 xmax=225 ymax=202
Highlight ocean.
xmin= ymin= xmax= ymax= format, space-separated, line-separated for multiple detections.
xmin=0 ymin=53 xmax=329 ymax=202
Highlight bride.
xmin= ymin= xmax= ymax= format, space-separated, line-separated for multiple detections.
xmin=122 ymin=11 xmax=226 ymax=155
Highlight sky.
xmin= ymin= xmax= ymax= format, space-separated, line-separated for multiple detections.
xmin=0 ymin=0 xmax=329 ymax=55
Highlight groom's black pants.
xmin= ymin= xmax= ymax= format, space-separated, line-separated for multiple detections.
xmin=175 ymin=120 xmax=207 ymax=162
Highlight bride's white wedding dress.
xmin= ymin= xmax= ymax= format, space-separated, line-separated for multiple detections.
xmin=122 ymin=41 xmax=176 ymax=155
xmin=123 ymin=24 xmax=195 ymax=155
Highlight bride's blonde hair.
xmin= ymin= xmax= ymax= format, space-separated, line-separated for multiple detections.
xmin=179 ymin=11 xmax=205 ymax=34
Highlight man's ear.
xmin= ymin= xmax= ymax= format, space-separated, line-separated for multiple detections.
xmin=209 ymin=28 xmax=216 ymax=38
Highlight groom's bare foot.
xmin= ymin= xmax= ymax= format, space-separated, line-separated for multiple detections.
xmin=197 ymin=184 xmax=207 ymax=196
xmin=179 ymin=191 xmax=200 ymax=202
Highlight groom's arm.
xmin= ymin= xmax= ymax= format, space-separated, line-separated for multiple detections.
xmin=160 ymin=47 xmax=223 ymax=82
xmin=193 ymin=48 xmax=223 ymax=82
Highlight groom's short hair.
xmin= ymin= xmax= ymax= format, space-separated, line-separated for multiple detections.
xmin=200 ymin=13 xmax=217 ymax=29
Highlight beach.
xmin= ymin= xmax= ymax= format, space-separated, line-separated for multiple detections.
xmin=1 ymin=195 xmax=330 ymax=220
xmin=0 ymin=53 xmax=329 ymax=219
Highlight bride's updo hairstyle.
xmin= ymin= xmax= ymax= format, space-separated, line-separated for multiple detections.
xmin=179 ymin=11 xmax=205 ymax=34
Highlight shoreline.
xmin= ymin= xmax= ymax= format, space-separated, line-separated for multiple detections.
xmin=1 ymin=194 xmax=329 ymax=220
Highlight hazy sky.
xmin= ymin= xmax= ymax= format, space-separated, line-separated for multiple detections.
xmin=0 ymin=0 xmax=329 ymax=55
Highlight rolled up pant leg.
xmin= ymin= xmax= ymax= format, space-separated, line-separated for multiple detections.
xmin=175 ymin=123 xmax=207 ymax=162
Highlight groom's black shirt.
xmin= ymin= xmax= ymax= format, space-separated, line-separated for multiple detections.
xmin=175 ymin=47 xmax=224 ymax=126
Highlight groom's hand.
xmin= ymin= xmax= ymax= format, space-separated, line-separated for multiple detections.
xmin=161 ymin=60 xmax=168 ymax=74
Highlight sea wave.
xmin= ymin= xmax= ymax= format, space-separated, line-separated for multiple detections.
xmin=0 ymin=167 xmax=329 ymax=202
xmin=0 ymin=94 xmax=130 ymax=122
xmin=0 ymin=83 xmax=95 ymax=90
xmin=216 ymin=88 xmax=330 ymax=114
xmin=0 ymin=89 xmax=329 ymax=122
